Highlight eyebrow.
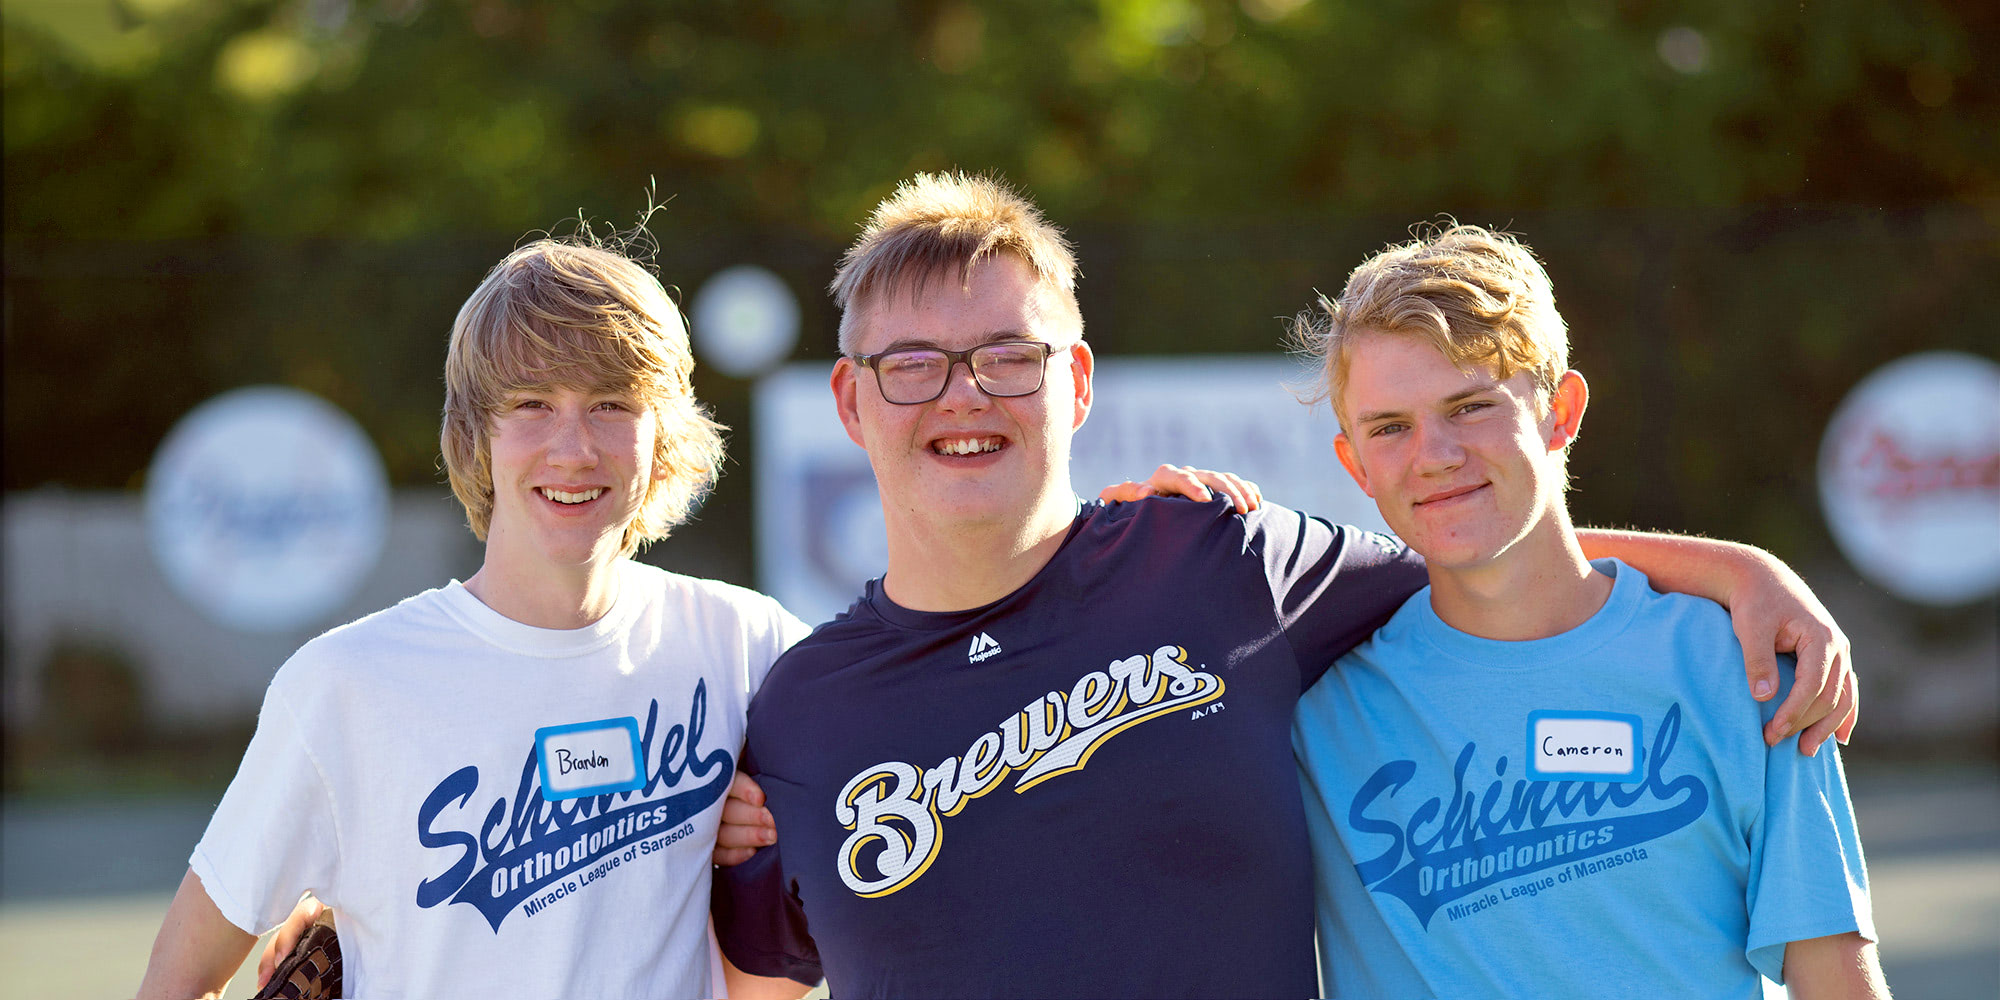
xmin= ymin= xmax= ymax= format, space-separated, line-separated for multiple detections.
xmin=873 ymin=330 xmax=1038 ymax=353
xmin=1352 ymin=378 xmax=1506 ymax=425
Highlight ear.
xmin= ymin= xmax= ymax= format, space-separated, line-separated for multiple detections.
xmin=1333 ymin=432 xmax=1374 ymax=497
xmin=1543 ymin=370 xmax=1588 ymax=452
xmin=832 ymin=357 xmax=868 ymax=449
xmin=1067 ymin=341 xmax=1095 ymax=431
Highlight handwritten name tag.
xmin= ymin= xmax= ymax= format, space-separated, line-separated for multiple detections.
xmin=1526 ymin=711 xmax=1642 ymax=782
xmin=535 ymin=717 xmax=644 ymax=800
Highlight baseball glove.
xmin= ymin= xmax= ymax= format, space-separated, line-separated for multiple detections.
xmin=249 ymin=907 xmax=342 ymax=1000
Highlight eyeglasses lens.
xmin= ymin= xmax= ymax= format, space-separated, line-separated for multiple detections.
xmin=876 ymin=344 xmax=1049 ymax=404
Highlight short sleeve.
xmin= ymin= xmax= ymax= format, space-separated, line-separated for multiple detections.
xmin=710 ymin=746 xmax=823 ymax=986
xmin=1743 ymin=664 xmax=1876 ymax=982
xmin=1241 ymin=505 xmax=1427 ymax=689
xmin=747 ymin=602 xmax=813 ymax=697
xmin=188 ymin=684 xmax=341 ymax=935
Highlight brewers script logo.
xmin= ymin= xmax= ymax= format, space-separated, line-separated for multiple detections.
xmin=413 ymin=683 xmax=731 ymax=931
xmin=1349 ymin=704 xmax=1707 ymax=927
xmin=835 ymin=643 xmax=1222 ymax=897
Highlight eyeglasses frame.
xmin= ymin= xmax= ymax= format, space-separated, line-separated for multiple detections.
xmin=847 ymin=341 xmax=1071 ymax=405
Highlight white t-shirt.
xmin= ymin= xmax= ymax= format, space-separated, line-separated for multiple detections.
xmin=191 ymin=560 xmax=811 ymax=999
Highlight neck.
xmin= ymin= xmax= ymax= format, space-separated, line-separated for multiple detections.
xmin=878 ymin=491 xmax=1078 ymax=613
xmin=463 ymin=544 xmax=625 ymax=630
xmin=1426 ymin=512 xmax=1612 ymax=641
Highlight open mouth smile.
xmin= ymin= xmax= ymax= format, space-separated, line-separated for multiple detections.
xmin=930 ymin=436 xmax=1006 ymax=457
xmin=539 ymin=487 xmax=605 ymax=505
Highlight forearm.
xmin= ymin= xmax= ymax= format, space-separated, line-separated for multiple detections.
xmin=1575 ymin=528 xmax=1768 ymax=607
xmin=1784 ymin=932 xmax=1891 ymax=999
xmin=136 ymin=869 xmax=258 ymax=1000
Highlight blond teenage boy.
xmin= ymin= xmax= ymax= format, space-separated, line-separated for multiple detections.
xmin=139 ymin=239 xmax=810 ymax=999
xmin=713 ymin=175 xmax=1859 ymax=999
xmin=1292 ymin=225 xmax=1886 ymax=998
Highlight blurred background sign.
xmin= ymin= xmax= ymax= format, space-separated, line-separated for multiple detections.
xmin=144 ymin=386 xmax=389 ymax=633
xmin=1818 ymin=352 xmax=2000 ymax=606
xmin=691 ymin=265 xmax=802 ymax=379
xmin=755 ymin=356 xmax=1388 ymax=625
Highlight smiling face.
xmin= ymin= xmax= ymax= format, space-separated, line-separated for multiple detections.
xmin=833 ymin=252 xmax=1092 ymax=534
xmin=482 ymin=382 xmax=666 ymax=575
xmin=1333 ymin=330 xmax=1586 ymax=574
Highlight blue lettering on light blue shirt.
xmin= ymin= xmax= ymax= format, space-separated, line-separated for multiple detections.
xmin=1349 ymin=706 xmax=1705 ymax=927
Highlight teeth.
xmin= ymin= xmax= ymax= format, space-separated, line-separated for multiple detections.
xmin=540 ymin=488 xmax=603 ymax=504
xmin=934 ymin=438 xmax=1002 ymax=456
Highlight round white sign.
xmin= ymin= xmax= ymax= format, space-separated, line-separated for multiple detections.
xmin=1817 ymin=351 xmax=2000 ymax=605
xmin=145 ymin=386 xmax=390 ymax=632
xmin=690 ymin=265 xmax=801 ymax=378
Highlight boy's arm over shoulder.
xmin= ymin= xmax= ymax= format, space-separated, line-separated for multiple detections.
xmin=1239 ymin=502 xmax=1427 ymax=687
xmin=1577 ymin=530 xmax=1857 ymax=753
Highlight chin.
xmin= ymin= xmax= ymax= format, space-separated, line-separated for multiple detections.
xmin=1396 ymin=530 xmax=1500 ymax=572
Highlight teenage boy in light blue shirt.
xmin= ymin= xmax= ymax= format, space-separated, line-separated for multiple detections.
xmin=1291 ymin=225 xmax=1888 ymax=999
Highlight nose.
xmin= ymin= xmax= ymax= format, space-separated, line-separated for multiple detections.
xmin=546 ymin=408 xmax=599 ymax=468
xmin=933 ymin=357 xmax=990 ymax=412
xmin=1411 ymin=417 xmax=1465 ymax=475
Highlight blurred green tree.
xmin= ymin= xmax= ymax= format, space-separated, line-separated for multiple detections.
xmin=3 ymin=0 xmax=1996 ymax=576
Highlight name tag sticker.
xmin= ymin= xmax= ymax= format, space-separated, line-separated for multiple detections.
xmin=535 ymin=717 xmax=644 ymax=801
xmin=1526 ymin=711 xmax=1643 ymax=782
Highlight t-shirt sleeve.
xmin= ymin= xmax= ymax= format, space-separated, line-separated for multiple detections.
xmin=745 ymin=601 xmax=814 ymax=697
xmin=710 ymin=747 xmax=824 ymax=986
xmin=1743 ymin=660 xmax=1876 ymax=983
xmin=188 ymin=681 xmax=341 ymax=935
xmin=1241 ymin=504 xmax=1427 ymax=690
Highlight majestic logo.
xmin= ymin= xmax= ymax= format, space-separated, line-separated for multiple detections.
xmin=967 ymin=632 xmax=1002 ymax=663
xmin=1347 ymin=704 xmax=1707 ymax=927
xmin=835 ymin=643 xmax=1222 ymax=897
xmin=413 ymin=681 xmax=732 ymax=931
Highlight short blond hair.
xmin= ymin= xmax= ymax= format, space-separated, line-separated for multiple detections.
xmin=832 ymin=172 xmax=1082 ymax=351
xmin=440 ymin=239 xmax=726 ymax=555
xmin=1295 ymin=223 xmax=1569 ymax=428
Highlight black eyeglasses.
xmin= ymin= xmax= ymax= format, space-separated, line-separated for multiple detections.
xmin=849 ymin=341 xmax=1069 ymax=405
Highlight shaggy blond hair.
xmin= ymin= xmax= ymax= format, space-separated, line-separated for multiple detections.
xmin=831 ymin=172 xmax=1082 ymax=351
xmin=1295 ymin=223 xmax=1569 ymax=429
xmin=440 ymin=239 xmax=726 ymax=554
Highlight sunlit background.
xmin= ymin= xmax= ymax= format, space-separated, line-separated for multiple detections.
xmin=3 ymin=1 xmax=1995 ymax=997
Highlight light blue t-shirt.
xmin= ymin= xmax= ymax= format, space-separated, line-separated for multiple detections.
xmin=1294 ymin=559 xmax=1875 ymax=999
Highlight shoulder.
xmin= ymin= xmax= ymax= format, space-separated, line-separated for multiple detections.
xmin=623 ymin=561 xmax=804 ymax=634
xmin=1613 ymin=561 xmax=1739 ymax=647
xmin=750 ymin=591 xmax=899 ymax=701
xmin=1086 ymin=495 xmax=1243 ymax=540
xmin=269 ymin=585 xmax=460 ymax=696
xmin=1604 ymin=559 xmax=1778 ymax=690
xmin=1086 ymin=495 xmax=1308 ymax=560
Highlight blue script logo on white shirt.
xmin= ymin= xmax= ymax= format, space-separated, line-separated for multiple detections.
xmin=1347 ymin=704 xmax=1706 ymax=927
xmin=413 ymin=681 xmax=732 ymax=930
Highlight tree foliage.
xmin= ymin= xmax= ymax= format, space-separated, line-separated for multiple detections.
xmin=6 ymin=0 xmax=1992 ymax=240
xmin=4 ymin=0 xmax=1996 ymax=581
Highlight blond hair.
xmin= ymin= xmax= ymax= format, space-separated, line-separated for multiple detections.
xmin=831 ymin=172 xmax=1082 ymax=351
xmin=440 ymin=239 xmax=726 ymax=554
xmin=1295 ymin=223 xmax=1569 ymax=428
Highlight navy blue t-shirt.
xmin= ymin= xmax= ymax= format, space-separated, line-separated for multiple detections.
xmin=714 ymin=498 xmax=1425 ymax=998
